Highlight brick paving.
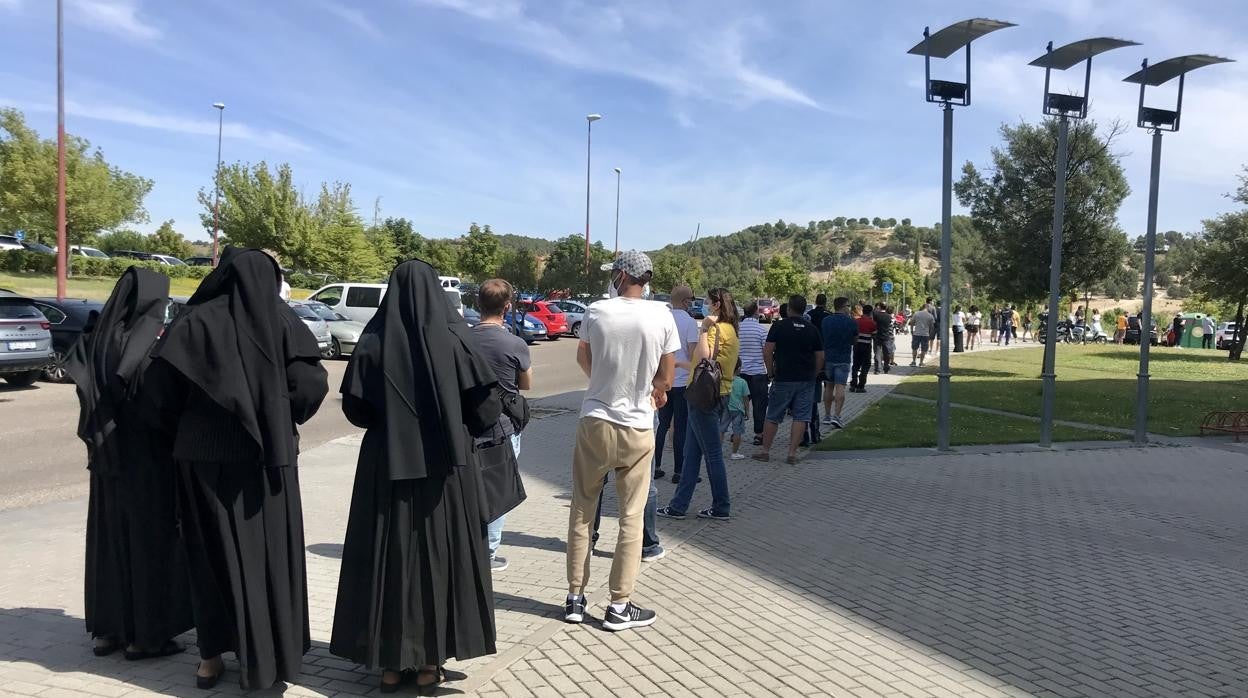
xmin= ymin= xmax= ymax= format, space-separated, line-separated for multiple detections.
xmin=3 ymin=355 xmax=1248 ymax=696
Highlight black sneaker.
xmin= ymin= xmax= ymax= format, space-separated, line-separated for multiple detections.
xmin=696 ymin=508 xmax=730 ymax=521
xmin=602 ymin=602 xmax=657 ymax=631
xmin=653 ymin=469 xmax=666 ymax=480
xmin=564 ymin=595 xmax=587 ymax=624
xmin=655 ymin=506 xmax=685 ymax=520
xmin=752 ymin=435 xmax=764 ymax=446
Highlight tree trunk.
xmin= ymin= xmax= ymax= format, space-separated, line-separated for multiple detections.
xmin=1231 ymin=295 xmax=1246 ymax=361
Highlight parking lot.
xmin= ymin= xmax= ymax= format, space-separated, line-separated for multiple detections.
xmin=0 ymin=335 xmax=582 ymax=511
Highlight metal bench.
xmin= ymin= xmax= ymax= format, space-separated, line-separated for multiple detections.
xmin=1200 ymin=412 xmax=1248 ymax=441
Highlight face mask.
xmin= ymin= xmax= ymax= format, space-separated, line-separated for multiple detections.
xmin=642 ymin=283 xmax=651 ymax=300
xmin=607 ymin=271 xmax=624 ymax=299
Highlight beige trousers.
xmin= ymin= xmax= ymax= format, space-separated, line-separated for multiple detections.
xmin=567 ymin=416 xmax=654 ymax=603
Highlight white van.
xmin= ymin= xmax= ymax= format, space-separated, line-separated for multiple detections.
xmin=439 ymin=275 xmax=461 ymax=290
xmin=310 ymin=282 xmax=463 ymax=324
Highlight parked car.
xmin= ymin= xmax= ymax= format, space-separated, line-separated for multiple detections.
xmin=301 ymin=300 xmax=366 ymax=358
xmin=286 ymin=300 xmax=334 ymax=358
xmin=0 ymin=235 xmax=24 ymax=251
xmin=150 ymin=254 xmax=186 ymax=266
xmin=0 ymin=296 xmax=54 ymax=387
xmin=31 ymin=297 xmax=105 ymax=382
xmin=1123 ymin=316 xmax=1160 ymax=346
xmin=308 ymin=283 xmax=388 ymax=324
xmin=110 ymin=250 xmax=156 ymax=262
xmin=21 ymin=240 xmax=56 ymax=255
xmin=68 ymin=245 xmax=109 ymax=259
xmin=1216 ymin=322 xmax=1240 ymax=350
xmin=506 ymin=310 xmax=547 ymax=345
xmin=521 ymin=300 xmax=568 ymax=339
xmin=463 ymin=306 xmax=481 ymax=328
xmin=755 ymin=298 xmax=779 ymax=322
xmin=551 ymin=299 xmax=587 ymax=337
xmin=689 ymin=298 xmax=707 ymax=320
xmin=185 ymin=256 xmax=214 ymax=267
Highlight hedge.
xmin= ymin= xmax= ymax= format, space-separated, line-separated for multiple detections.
xmin=0 ymin=250 xmax=212 ymax=279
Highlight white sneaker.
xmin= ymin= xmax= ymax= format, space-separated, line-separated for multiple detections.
xmin=730 ymin=453 xmax=746 ymax=460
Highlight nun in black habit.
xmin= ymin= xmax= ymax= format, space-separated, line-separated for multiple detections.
xmin=331 ymin=259 xmax=502 ymax=694
xmin=65 ymin=267 xmax=192 ymax=659
xmin=142 ymin=247 xmax=328 ymax=689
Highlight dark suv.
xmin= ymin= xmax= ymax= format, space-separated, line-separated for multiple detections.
xmin=31 ymin=298 xmax=106 ymax=382
xmin=0 ymin=296 xmax=54 ymax=387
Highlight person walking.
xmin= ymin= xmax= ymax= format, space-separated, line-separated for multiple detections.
xmin=654 ymin=286 xmax=699 ymax=482
xmin=470 ymin=279 xmax=533 ymax=574
xmin=990 ymin=306 xmax=1000 ymax=343
xmin=750 ymin=295 xmax=823 ymax=464
xmin=1012 ymin=306 xmax=1022 ymax=341
xmin=68 ymin=267 xmax=192 ymax=662
xmin=723 ymin=362 xmax=750 ymax=460
xmin=820 ymin=297 xmax=857 ymax=429
xmin=566 ymin=251 xmax=678 ymax=631
xmin=144 ymin=248 xmax=329 ymax=689
xmin=999 ymin=304 xmax=1014 ymax=346
xmin=952 ymin=304 xmax=965 ymax=353
xmin=871 ymin=303 xmax=895 ymax=374
xmin=930 ymin=300 xmax=942 ymax=354
xmin=1115 ymin=312 xmax=1128 ymax=344
xmin=805 ymin=295 xmax=832 ymax=445
xmin=738 ymin=302 xmax=771 ymax=447
xmin=658 ymin=287 xmax=739 ymax=521
xmin=1171 ymin=314 xmax=1184 ymax=347
xmin=331 ymin=261 xmax=502 ymax=693
xmin=851 ymin=303 xmax=876 ymax=392
xmin=1202 ymin=314 xmax=1216 ymax=349
xmin=966 ymin=305 xmax=981 ymax=350
xmin=910 ymin=303 xmax=935 ymax=366
xmin=1021 ymin=310 xmax=1033 ymax=342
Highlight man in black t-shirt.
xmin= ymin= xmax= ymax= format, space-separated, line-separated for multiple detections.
xmin=753 ymin=295 xmax=824 ymax=465
xmin=803 ymin=294 xmax=832 ymax=446
xmin=872 ymin=303 xmax=895 ymax=373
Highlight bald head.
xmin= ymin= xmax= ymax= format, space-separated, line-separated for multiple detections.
xmin=671 ymin=285 xmax=693 ymax=308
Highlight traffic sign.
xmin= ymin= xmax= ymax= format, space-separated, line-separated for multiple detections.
xmin=881 ymin=281 xmax=894 ymax=294
xmin=13 ymin=230 xmax=24 ymax=241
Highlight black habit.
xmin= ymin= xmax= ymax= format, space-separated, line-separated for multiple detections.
xmin=144 ymin=247 xmax=328 ymax=689
xmin=65 ymin=267 xmax=192 ymax=649
xmin=330 ymin=259 xmax=501 ymax=671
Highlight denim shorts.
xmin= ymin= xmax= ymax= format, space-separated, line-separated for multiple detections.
xmin=766 ymin=381 xmax=814 ymax=423
xmin=720 ymin=410 xmax=745 ymax=436
xmin=911 ymin=335 xmax=930 ymax=352
xmin=825 ymin=363 xmax=851 ymax=386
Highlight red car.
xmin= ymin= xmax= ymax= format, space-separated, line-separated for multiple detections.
xmin=522 ymin=301 xmax=568 ymax=339
xmin=755 ymin=298 xmax=779 ymax=323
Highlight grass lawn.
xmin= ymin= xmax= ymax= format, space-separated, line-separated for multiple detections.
xmin=815 ymin=395 xmax=1127 ymax=450
xmin=0 ymin=271 xmax=313 ymax=301
xmin=892 ymin=344 xmax=1248 ymax=436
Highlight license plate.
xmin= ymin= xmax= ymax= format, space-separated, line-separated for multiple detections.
xmin=7 ymin=341 xmax=36 ymax=351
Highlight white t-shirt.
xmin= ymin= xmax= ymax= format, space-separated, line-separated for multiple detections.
xmin=279 ymin=279 xmax=291 ymax=301
xmin=580 ymin=297 xmax=681 ymax=429
xmin=670 ymin=308 xmax=700 ymax=387
xmin=953 ymin=311 xmax=966 ymax=329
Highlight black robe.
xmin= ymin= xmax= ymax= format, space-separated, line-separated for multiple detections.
xmin=144 ymin=247 xmax=328 ymax=689
xmin=65 ymin=267 xmax=192 ymax=648
xmin=330 ymin=259 xmax=501 ymax=671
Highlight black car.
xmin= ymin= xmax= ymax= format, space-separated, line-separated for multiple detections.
xmin=30 ymin=297 xmax=106 ymax=382
xmin=21 ymin=241 xmax=56 ymax=255
xmin=185 ymin=256 xmax=214 ymax=267
xmin=111 ymin=250 xmax=157 ymax=262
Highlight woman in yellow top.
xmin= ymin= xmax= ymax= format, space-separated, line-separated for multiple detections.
xmin=657 ymin=288 xmax=739 ymax=521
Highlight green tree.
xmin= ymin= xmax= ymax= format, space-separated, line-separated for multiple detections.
xmin=0 ymin=108 xmax=153 ymax=245
xmin=871 ymin=217 xmax=882 ymax=228
xmin=147 ymin=219 xmax=194 ymax=258
xmin=955 ymin=118 xmax=1132 ymax=302
xmin=364 ymin=223 xmax=400 ymax=271
xmin=832 ymin=216 xmax=846 ymax=228
xmin=1192 ymin=208 xmax=1248 ymax=359
xmin=380 ymin=217 xmax=425 ymax=262
xmin=459 ymin=222 xmax=501 ymax=281
xmin=650 ymin=249 xmax=705 ymax=293
xmin=497 ymin=248 xmax=538 ymax=290
xmin=96 ymin=229 xmax=150 ymax=253
xmin=305 ymin=183 xmax=385 ymax=281
xmin=857 ymin=217 xmax=869 ymax=226
xmin=540 ymin=235 xmax=612 ymax=294
xmin=871 ymin=259 xmax=921 ymax=302
xmin=423 ymin=239 xmax=461 ymax=277
xmin=760 ymin=256 xmax=809 ymax=300
xmin=828 ymin=269 xmax=873 ymax=302
xmin=198 ymin=161 xmax=311 ymax=264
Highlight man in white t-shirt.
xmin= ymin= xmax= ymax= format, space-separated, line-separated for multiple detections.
xmin=566 ymin=250 xmax=679 ymax=632
xmin=653 ymin=285 xmax=699 ymax=481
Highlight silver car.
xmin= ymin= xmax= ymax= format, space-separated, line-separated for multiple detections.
xmin=302 ymin=300 xmax=366 ymax=359
xmin=551 ymin=299 xmax=587 ymax=337
xmin=286 ymin=301 xmax=334 ymax=358
xmin=0 ymin=296 xmax=54 ymax=387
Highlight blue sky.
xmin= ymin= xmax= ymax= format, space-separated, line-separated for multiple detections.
xmin=1 ymin=0 xmax=1246 ymax=250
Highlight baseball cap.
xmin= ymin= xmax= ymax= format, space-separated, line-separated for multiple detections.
xmin=612 ymin=250 xmax=653 ymax=279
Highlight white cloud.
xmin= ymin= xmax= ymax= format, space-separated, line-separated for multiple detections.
xmin=66 ymin=0 xmax=161 ymax=41
xmin=321 ymin=1 xmax=383 ymax=39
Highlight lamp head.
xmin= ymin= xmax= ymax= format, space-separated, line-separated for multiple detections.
xmin=587 ymin=113 xmax=602 ymax=122
xmin=212 ymin=102 xmax=226 ymax=110
xmin=613 ymin=167 xmax=621 ymax=174
xmin=1123 ymin=54 xmax=1234 ymax=132
xmin=908 ymin=18 xmax=1016 ymax=107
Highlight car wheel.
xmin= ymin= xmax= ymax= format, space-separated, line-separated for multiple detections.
xmin=42 ymin=350 xmax=69 ymax=383
xmin=572 ymin=322 xmax=581 ymax=338
xmin=332 ymin=338 xmax=342 ymax=360
xmin=4 ymin=370 xmax=41 ymax=387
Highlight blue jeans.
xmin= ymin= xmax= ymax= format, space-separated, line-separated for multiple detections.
xmin=654 ymin=386 xmax=688 ymax=475
xmin=667 ymin=403 xmax=730 ymax=516
xmin=487 ymin=432 xmax=522 ymax=558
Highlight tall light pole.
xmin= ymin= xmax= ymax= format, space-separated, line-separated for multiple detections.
xmin=55 ymin=0 xmax=67 ymax=301
xmin=909 ymin=18 xmax=1015 ymax=451
xmin=1123 ymin=54 xmax=1232 ymax=443
xmin=612 ymin=167 xmax=622 ymax=256
xmin=1030 ymin=37 xmax=1139 ymax=447
xmin=583 ymin=113 xmax=602 ymax=281
xmin=211 ymin=102 xmax=226 ymax=267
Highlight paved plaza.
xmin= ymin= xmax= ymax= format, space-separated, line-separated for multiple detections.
xmin=2 ymin=376 xmax=1248 ymax=696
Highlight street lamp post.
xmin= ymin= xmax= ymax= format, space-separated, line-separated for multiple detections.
xmin=1123 ymin=54 xmax=1233 ymax=443
xmin=1030 ymin=37 xmax=1139 ymax=447
xmin=211 ymin=102 xmax=226 ymax=267
xmin=55 ymin=0 xmax=67 ymax=301
xmin=584 ymin=114 xmax=602 ymax=281
xmin=613 ymin=167 xmax=622 ymax=256
xmin=909 ymin=18 xmax=1015 ymax=451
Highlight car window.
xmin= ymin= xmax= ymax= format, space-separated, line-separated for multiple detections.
xmin=306 ymin=302 xmax=337 ymax=321
xmin=85 ymin=248 xmax=108 ymax=258
xmin=312 ymin=286 xmax=344 ymax=306
xmin=0 ymin=300 xmax=43 ymax=319
xmin=33 ymin=302 xmax=66 ymax=324
xmin=345 ymin=287 xmax=382 ymax=308
xmin=289 ymin=304 xmax=319 ymax=320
